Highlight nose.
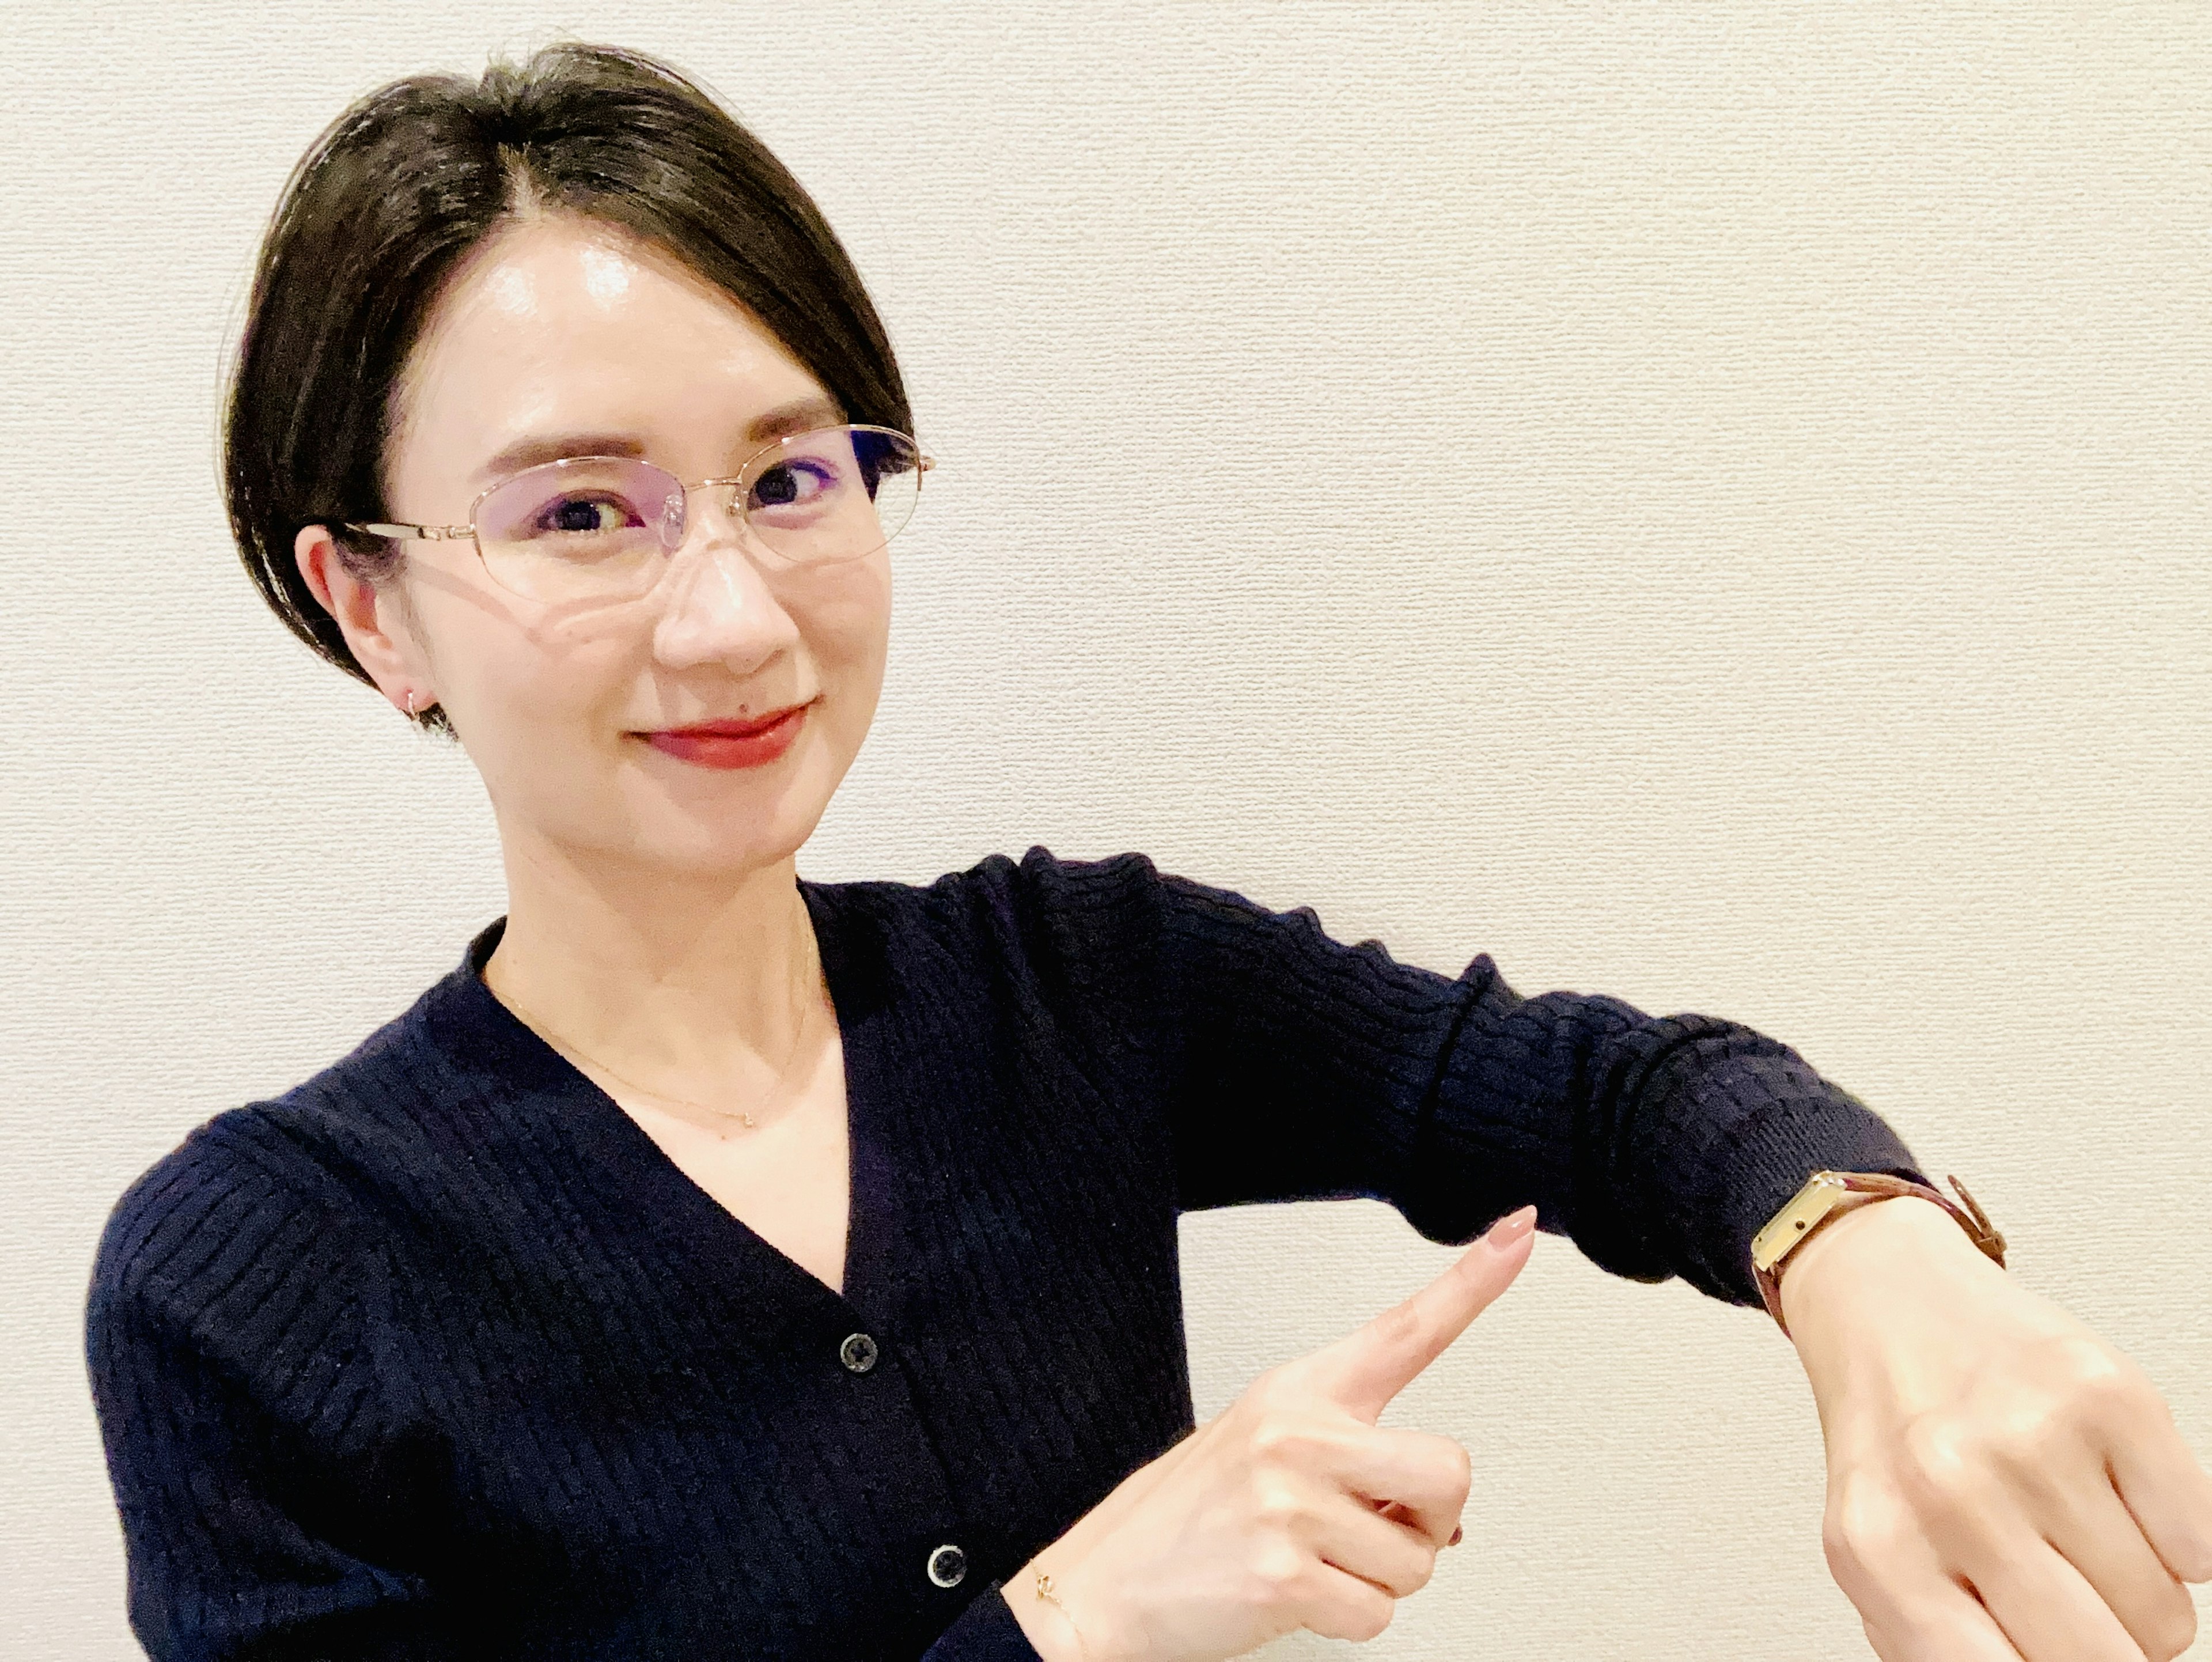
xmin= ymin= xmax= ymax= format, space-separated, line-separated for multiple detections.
xmin=647 ymin=488 xmax=802 ymax=675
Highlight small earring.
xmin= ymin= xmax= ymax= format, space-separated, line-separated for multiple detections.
xmin=404 ymin=691 xmax=419 ymax=719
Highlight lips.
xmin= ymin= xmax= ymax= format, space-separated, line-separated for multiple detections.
xmin=659 ymin=707 xmax=808 ymax=739
xmin=638 ymin=701 xmax=812 ymax=769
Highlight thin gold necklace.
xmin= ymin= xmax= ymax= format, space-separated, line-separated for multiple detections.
xmin=501 ymin=956 xmax=825 ymax=1135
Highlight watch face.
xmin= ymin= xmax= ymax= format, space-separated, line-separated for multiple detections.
xmin=1749 ymin=1172 xmax=1850 ymax=1271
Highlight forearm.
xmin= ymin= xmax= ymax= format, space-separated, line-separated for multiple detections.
xmin=1415 ymin=986 xmax=1932 ymax=1311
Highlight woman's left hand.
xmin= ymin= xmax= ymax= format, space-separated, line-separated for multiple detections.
xmin=1778 ymin=1195 xmax=2212 ymax=1662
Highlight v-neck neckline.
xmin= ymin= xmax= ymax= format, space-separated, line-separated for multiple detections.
xmin=431 ymin=879 xmax=913 ymax=1334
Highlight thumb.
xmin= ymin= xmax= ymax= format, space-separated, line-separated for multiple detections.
xmin=1295 ymin=1205 xmax=1538 ymax=1424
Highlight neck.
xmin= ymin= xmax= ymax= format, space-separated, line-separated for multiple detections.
xmin=480 ymin=833 xmax=823 ymax=1095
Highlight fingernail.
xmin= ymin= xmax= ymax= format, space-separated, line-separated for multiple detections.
xmin=1448 ymin=1524 xmax=1464 ymax=1547
xmin=1484 ymin=1205 xmax=1537 ymax=1248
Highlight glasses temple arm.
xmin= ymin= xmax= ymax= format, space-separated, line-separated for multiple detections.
xmin=343 ymin=521 xmax=473 ymax=542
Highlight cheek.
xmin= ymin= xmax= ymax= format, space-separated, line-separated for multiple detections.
xmin=802 ymin=558 xmax=892 ymax=687
xmin=787 ymin=562 xmax=890 ymax=772
xmin=416 ymin=581 xmax=639 ymax=749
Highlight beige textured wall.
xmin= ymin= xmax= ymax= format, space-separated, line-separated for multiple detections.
xmin=3 ymin=4 xmax=2206 ymax=1657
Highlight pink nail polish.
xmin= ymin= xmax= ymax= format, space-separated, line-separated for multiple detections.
xmin=1485 ymin=1205 xmax=1537 ymax=1247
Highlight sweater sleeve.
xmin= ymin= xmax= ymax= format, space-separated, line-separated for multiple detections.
xmin=1012 ymin=847 xmax=1932 ymax=1309
xmin=86 ymin=1119 xmax=446 ymax=1662
xmin=918 ymin=1583 xmax=1045 ymax=1661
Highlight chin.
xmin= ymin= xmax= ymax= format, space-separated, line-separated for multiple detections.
xmin=627 ymin=767 xmax=842 ymax=879
xmin=499 ymin=725 xmax=857 ymax=880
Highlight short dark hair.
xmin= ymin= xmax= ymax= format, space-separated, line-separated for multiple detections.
xmin=225 ymin=42 xmax=911 ymax=730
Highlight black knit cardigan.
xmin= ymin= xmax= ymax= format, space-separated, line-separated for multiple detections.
xmin=87 ymin=848 xmax=1927 ymax=1660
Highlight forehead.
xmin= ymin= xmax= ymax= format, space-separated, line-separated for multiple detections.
xmin=388 ymin=214 xmax=828 ymax=477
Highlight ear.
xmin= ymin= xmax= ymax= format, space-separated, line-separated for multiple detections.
xmin=294 ymin=525 xmax=434 ymax=713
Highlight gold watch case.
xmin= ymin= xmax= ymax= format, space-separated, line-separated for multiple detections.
xmin=1749 ymin=1169 xmax=1858 ymax=1276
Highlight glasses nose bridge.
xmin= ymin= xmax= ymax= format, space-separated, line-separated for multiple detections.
xmin=664 ymin=472 xmax=757 ymax=556
xmin=648 ymin=479 xmax=793 ymax=616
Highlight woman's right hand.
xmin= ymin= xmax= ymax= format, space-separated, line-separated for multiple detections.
xmin=1008 ymin=1204 xmax=1539 ymax=1661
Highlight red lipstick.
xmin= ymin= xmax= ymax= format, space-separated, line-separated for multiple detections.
xmin=640 ymin=702 xmax=810 ymax=770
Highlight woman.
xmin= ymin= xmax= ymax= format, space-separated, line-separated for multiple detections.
xmin=85 ymin=41 xmax=2211 ymax=1662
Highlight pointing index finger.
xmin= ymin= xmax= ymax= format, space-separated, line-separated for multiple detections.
xmin=1303 ymin=1205 xmax=1537 ymax=1424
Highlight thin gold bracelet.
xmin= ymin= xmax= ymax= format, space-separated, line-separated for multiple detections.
xmin=1032 ymin=1571 xmax=1093 ymax=1661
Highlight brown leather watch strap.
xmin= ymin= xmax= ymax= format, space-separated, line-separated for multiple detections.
xmin=1755 ymin=1172 xmax=2006 ymax=1337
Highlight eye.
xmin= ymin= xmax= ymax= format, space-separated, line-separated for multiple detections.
xmin=747 ymin=459 xmax=840 ymax=512
xmin=535 ymin=493 xmax=642 ymax=535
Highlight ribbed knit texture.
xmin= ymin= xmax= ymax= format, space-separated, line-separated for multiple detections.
xmin=86 ymin=847 xmax=1928 ymax=1661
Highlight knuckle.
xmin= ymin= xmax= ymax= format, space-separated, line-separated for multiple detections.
xmin=2022 ymin=1332 xmax=2143 ymax=1426
xmin=1248 ymin=1411 xmax=1315 ymax=1466
xmin=1442 ymin=1439 xmax=1473 ymax=1500
xmin=1820 ymin=1515 xmax=1859 ymax=1581
xmin=2051 ymin=1330 xmax=2127 ymax=1385
xmin=1248 ymin=1540 xmax=1307 ymax=1603
xmin=1897 ymin=1419 xmax=1988 ymax=1519
xmin=2069 ymin=1348 xmax=2155 ymax=1425
xmin=1400 ymin=1547 xmax=1438 ymax=1595
xmin=1978 ymin=1407 xmax=2077 ymax=1501
xmin=1346 ymin=1589 xmax=1396 ymax=1643
xmin=1249 ymin=1470 xmax=1306 ymax=1530
xmin=2143 ymin=1590 xmax=2196 ymax=1662
xmin=1315 ymin=1583 xmax=1395 ymax=1643
xmin=1823 ymin=1482 xmax=1912 ymax=1583
xmin=1245 ymin=1360 xmax=1320 ymax=1407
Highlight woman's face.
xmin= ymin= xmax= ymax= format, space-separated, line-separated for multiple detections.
xmin=344 ymin=213 xmax=892 ymax=880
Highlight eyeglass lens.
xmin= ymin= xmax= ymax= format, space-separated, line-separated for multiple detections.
xmin=469 ymin=426 xmax=923 ymax=601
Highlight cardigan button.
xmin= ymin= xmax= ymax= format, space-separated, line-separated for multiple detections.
xmin=838 ymin=1332 xmax=878 ymax=1373
xmin=926 ymin=1543 xmax=967 ymax=1588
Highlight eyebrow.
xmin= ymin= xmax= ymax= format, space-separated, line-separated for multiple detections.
xmin=471 ymin=396 xmax=848 ymax=485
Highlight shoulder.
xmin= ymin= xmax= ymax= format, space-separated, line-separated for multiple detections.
xmin=801 ymin=850 xmax=1205 ymax=1066
xmin=809 ymin=846 xmax=1187 ymax=978
xmin=85 ymin=1080 xmax=427 ymax=1493
xmin=807 ymin=845 xmax=1377 ymax=990
xmin=85 ymin=1111 xmax=386 ymax=1444
xmin=91 ymin=1110 xmax=372 ymax=1344
xmin=818 ymin=845 xmax=1170 ymax=921
xmin=88 ymin=986 xmax=449 ymax=1350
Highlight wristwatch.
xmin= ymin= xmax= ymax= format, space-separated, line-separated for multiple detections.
xmin=1749 ymin=1170 xmax=2006 ymax=1338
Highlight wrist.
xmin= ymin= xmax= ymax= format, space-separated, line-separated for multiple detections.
xmin=1777 ymin=1192 xmax=1999 ymax=1338
xmin=1006 ymin=1546 xmax=1104 ymax=1662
